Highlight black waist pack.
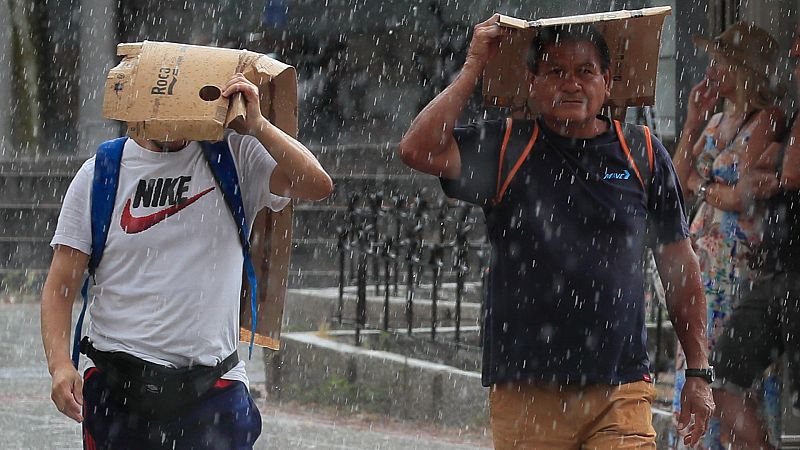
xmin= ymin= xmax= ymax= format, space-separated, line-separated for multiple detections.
xmin=80 ymin=337 xmax=239 ymax=421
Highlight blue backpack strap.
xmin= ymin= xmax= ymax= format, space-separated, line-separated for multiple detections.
xmin=72 ymin=136 xmax=127 ymax=368
xmin=200 ymin=140 xmax=259 ymax=359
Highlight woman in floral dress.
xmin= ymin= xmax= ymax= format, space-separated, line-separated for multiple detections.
xmin=671 ymin=22 xmax=785 ymax=449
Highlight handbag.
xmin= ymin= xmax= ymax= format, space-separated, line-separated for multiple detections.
xmin=80 ymin=337 xmax=239 ymax=421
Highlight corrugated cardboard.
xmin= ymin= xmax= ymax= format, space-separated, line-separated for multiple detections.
xmin=103 ymin=41 xmax=297 ymax=142
xmin=103 ymin=41 xmax=297 ymax=351
xmin=483 ymin=7 xmax=672 ymax=116
xmin=240 ymin=200 xmax=293 ymax=351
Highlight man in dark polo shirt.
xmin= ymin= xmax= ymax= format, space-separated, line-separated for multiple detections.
xmin=398 ymin=15 xmax=714 ymax=449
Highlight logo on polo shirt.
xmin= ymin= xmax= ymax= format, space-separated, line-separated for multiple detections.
xmin=603 ymin=169 xmax=631 ymax=181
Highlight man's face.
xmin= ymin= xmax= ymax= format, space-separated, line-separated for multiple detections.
xmin=529 ymin=40 xmax=610 ymax=125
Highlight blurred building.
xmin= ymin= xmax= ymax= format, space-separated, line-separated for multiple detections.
xmin=2 ymin=0 xmax=791 ymax=159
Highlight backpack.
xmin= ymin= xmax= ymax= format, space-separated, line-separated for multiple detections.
xmin=72 ymin=137 xmax=259 ymax=368
xmin=492 ymin=118 xmax=655 ymax=205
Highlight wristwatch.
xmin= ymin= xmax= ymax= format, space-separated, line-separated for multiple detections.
xmin=685 ymin=366 xmax=715 ymax=383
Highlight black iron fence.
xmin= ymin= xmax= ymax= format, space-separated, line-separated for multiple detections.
xmin=336 ymin=191 xmax=487 ymax=345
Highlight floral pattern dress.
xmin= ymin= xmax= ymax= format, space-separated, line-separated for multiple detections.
xmin=671 ymin=129 xmax=781 ymax=449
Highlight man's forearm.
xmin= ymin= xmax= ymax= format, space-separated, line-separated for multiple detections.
xmin=42 ymin=294 xmax=75 ymax=373
xmin=41 ymin=246 xmax=89 ymax=374
xmin=399 ymin=63 xmax=483 ymax=165
xmin=251 ymin=119 xmax=332 ymax=200
xmin=655 ymin=241 xmax=710 ymax=369
xmin=665 ymin=264 xmax=709 ymax=368
xmin=668 ymin=297 xmax=709 ymax=368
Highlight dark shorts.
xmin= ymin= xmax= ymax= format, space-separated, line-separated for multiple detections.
xmin=712 ymin=272 xmax=800 ymax=397
xmin=82 ymin=367 xmax=262 ymax=450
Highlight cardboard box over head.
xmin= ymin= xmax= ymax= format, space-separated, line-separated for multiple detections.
xmin=103 ymin=41 xmax=298 ymax=142
xmin=103 ymin=41 xmax=297 ymax=351
xmin=484 ymin=7 xmax=672 ymax=117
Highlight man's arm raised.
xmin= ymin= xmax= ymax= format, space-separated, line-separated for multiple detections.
xmin=222 ymin=73 xmax=333 ymax=201
xmin=398 ymin=15 xmax=504 ymax=179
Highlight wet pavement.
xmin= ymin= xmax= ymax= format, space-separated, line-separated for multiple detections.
xmin=0 ymin=303 xmax=490 ymax=449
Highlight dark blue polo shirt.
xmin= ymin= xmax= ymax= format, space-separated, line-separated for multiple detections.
xmin=441 ymin=117 xmax=688 ymax=387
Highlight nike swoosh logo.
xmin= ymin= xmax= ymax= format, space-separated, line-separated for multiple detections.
xmin=120 ymin=187 xmax=215 ymax=234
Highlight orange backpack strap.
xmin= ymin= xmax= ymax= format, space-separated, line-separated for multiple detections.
xmin=613 ymin=120 xmax=654 ymax=199
xmin=493 ymin=119 xmax=539 ymax=205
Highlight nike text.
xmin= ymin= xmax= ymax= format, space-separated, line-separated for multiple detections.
xmin=133 ymin=176 xmax=192 ymax=208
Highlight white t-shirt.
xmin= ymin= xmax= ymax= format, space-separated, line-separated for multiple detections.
xmin=51 ymin=131 xmax=290 ymax=385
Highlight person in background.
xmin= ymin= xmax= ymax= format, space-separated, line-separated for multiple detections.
xmin=707 ymin=28 xmax=800 ymax=450
xmin=671 ymin=22 xmax=785 ymax=449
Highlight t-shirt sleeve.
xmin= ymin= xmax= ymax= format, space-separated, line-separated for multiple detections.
xmin=439 ymin=120 xmax=505 ymax=206
xmin=648 ymin=137 xmax=690 ymax=246
xmin=226 ymin=131 xmax=291 ymax=217
xmin=50 ymin=158 xmax=94 ymax=255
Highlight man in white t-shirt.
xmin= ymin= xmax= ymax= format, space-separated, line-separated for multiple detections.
xmin=41 ymin=73 xmax=333 ymax=449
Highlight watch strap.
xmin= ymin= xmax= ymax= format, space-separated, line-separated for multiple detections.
xmin=685 ymin=367 xmax=715 ymax=383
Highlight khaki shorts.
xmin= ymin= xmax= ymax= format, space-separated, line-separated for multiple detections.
xmin=489 ymin=380 xmax=657 ymax=450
